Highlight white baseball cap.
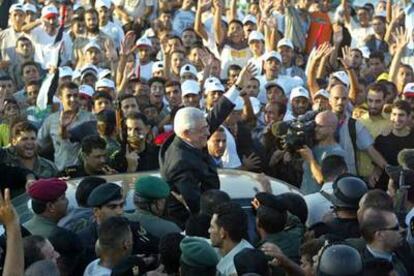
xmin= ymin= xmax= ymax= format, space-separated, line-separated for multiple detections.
xmin=79 ymin=84 xmax=95 ymax=98
xmin=41 ymin=5 xmax=58 ymax=19
xmin=332 ymin=71 xmax=350 ymax=88
xmin=403 ymin=82 xmax=414 ymax=97
xmin=95 ymin=78 xmax=115 ymax=90
xmin=95 ymin=0 xmax=112 ymax=9
xmin=80 ymin=65 xmax=98 ymax=80
xmin=9 ymin=3 xmax=24 ymax=13
xmin=248 ymin=31 xmax=265 ymax=43
xmin=243 ymin=14 xmax=257 ymax=25
xmin=180 ymin=64 xmax=198 ymax=78
xmin=59 ymin=66 xmax=73 ymax=78
xmin=314 ymin=89 xmax=330 ymax=100
xmin=263 ymin=51 xmax=282 ymax=63
xmin=98 ymin=69 xmax=112 ymax=80
xmin=289 ymin=86 xmax=310 ymax=101
xmin=204 ymin=80 xmax=225 ymax=94
xmin=181 ymin=80 xmax=200 ymax=96
xmin=136 ymin=37 xmax=152 ymax=48
xmin=83 ymin=41 xmax=102 ymax=53
xmin=152 ymin=61 xmax=164 ymax=73
xmin=23 ymin=3 xmax=37 ymax=13
xmin=277 ymin=38 xmax=294 ymax=49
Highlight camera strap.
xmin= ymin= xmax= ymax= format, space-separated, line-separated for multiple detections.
xmin=348 ymin=118 xmax=359 ymax=175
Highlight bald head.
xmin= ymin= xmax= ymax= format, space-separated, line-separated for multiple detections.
xmin=315 ymin=110 xmax=338 ymax=127
xmin=329 ymin=84 xmax=349 ymax=115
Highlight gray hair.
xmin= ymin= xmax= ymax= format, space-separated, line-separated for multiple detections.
xmin=174 ymin=107 xmax=205 ymax=137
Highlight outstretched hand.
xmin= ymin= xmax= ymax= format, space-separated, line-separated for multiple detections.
xmin=0 ymin=189 xmax=18 ymax=228
xmin=235 ymin=63 xmax=258 ymax=88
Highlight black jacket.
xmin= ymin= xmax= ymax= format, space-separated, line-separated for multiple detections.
xmin=159 ymin=96 xmax=235 ymax=223
xmin=77 ymin=220 xmax=159 ymax=271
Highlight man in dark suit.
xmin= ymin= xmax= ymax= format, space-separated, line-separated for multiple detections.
xmin=359 ymin=208 xmax=413 ymax=276
xmin=160 ymin=63 xmax=256 ymax=226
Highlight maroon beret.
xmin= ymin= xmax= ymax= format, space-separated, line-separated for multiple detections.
xmin=28 ymin=178 xmax=68 ymax=202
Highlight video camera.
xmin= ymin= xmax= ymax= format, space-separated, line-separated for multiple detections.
xmin=278 ymin=111 xmax=318 ymax=152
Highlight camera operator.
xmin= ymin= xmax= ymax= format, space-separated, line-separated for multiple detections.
xmin=297 ymin=111 xmax=346 ymax=195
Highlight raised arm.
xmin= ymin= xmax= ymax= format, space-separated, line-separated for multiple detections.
xmin=116 ymin=32 xmax=137 ymax=88
xmin=213 ymin=0 xmax=225 ymax=45
xmin=0 ymin=189 xmax=24 ymax=276
xmin=339 ymin=46 xmax=360 ymax=104
xmin=228 ymin=0 xmax=238 ymax=22
xmin=389 ymin=27 xmax=409 ymax=84
xmin=194 ymin=0 xmax=209 ymax=41
xmin=307 ymin=43 xmax=332 ymax=97
xmin=341 ymin=0 xmax=351 ymax=25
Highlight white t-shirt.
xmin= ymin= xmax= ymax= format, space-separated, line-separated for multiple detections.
xmin=172 ymin=9 xmax=195 ymax=34
xmin=220 ymin=44 xmax=252 ymax=79
xmin=100 ymin=21 xmax=125 ymax=49
xmin=345 ymin=19 xmax=374 ymax=48
xmin=30 ymin=25 xmax=73 ymax=69
xmin=83 ymin=259 xmax=112 ymax=276
xmin=0 ymin=28 xmax=23 ymax=62
xmin=247 ymin=55 xmax=263 ymax=76
xmin=113 ymin=0 xmax=154 ymax=18
xmin=134 ymin=60 xmax=153 ymax=81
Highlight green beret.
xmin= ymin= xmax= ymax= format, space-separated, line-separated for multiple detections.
xmin=87 ymin=183 xmax=122 ymax=207
xmin=180 ymin=237 xmax=219 ymax=268
xmin=134 ymin=176 xmax=170 ymax=200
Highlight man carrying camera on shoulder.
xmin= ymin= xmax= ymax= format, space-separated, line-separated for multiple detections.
xmin=298 ymin=110 xmax=346 ymax=195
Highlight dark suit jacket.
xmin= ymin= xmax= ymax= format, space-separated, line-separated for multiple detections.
xmin=364 ymin=36 xmax=388 ymax=53
xmin=159 ymin=96 xmax=235 ymax=223
xmin=361 ymin=245 xmax=413 ymax=276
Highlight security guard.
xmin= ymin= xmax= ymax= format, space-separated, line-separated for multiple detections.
xmin=253 ymin=192 xmax=304 ymax=264
xmin=24 ymin=178 xmax=69 ymax=238
xmin=77 ymin=183 xmax=159 ymax=270
xmin=315 ymin=174 xmax=368 ymax=241
xmin=125 ymin=176 xmax=182 ymax=238
xmin=317 ymin=244 xmax=363 ymax=276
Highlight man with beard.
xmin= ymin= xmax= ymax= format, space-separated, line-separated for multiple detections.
xmin=357 ymin=83 xmax=390 ymax=180
xmin=73 ymin=8 xmax=116 ymax=68
xmin=0 ymin=120 xmax=57 ymax=179
xmin=328 ymin=84 xmax=387 ymax=177
xmin=28 ymin=5 xmax=73 ymax=68
xmin=375 ymin=100 xmax=414 ymax=189
xmin=110 ymin=112 xmax=159 ymax=172
xmin=60 ymin=135 xmax=117 ymax=178
xmin=283 ymin=86 xmax=311 ymax=121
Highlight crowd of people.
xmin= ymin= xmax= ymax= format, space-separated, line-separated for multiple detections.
xmin=1 ymin=0 xmax=414 ymax=275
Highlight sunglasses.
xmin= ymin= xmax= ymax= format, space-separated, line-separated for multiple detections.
xmin=379 ymin=224 xmax=400 ymax=232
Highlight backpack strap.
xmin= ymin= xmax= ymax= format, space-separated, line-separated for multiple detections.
xmin=348 ymin=117 xmax=359 ymax=175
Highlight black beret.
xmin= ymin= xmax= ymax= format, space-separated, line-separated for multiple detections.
xmin=87 ymin=183 xmax=122 ymax=207
xmin=252 ymin=192 xmax=287 ymax=212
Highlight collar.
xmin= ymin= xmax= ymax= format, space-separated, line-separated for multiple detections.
xmin=320 ymin=181 xmax=333 ymax=192
xmin=405 ymin=207 xmax=414 ymax=226
xmin=32 ymin=214 xmax=57 ymax=226
xmin=366 ymin=245 xmax=393 ymax=262
xmin=217 ymin=239 xmax=253 ymax=272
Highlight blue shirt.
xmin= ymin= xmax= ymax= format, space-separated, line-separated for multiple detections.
xmin=301 ymin=144 xmax=346 ymax=195
xmin=405 ymin=3 xmax=414 ymax=35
